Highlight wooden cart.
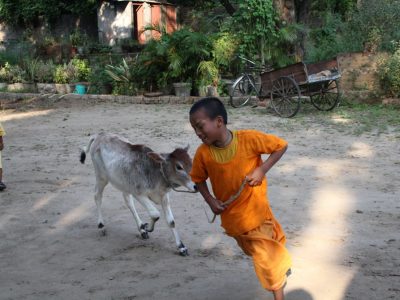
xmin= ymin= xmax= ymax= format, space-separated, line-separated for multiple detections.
xmin=260 ymin=57 xmax=341 ymax=117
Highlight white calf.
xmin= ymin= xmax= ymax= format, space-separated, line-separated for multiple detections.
xmin=80 ymin=133 xmax=197 ymax=256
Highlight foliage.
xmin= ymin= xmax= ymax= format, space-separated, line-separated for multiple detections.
xmin=305 ymin=12 xmax=344 ymax=62
xmin=377 ymin=48 xmax=400 ymax=97
xmin=8 ymin=64 xmax=26 ymax=83
xmin=310 ymin=0 xmax=357 ymax=19
xmin=211 ymin=33 xmax=238 ymax=75
xmin=21 ymin=58 xmax=40 ymax=83
xmin=231 ymin=0 xmax=303 ymax=68
xmin=306 ymin=0 xmax=400 ymax=62
xmin=342 ymin=0 xmax=400 ymax=53
xmin=69 ymin=29 xmax=88 ymax=47
xmin=137 ymin=27 xmax=213 ymax=91
xmin=53 ymin=62 xmax=77 ymax=84
xmin=71 ymin=58 xmax=91 ymax=82
xmin=105 ymin=58 xmax=138 ymax=96
xmin=0 ymin=0 xmax=97 ymax=27
xmin=0 ymin=49 xmax=20 ymax=66
xmin=35 ymin=60 xmax=56 ymax=83
xmin=0 ymin=62 xmax=11 ymax=82
xmin=118 ymin=38 xmax=143 ymax=53
xmin=197 ymin=60 xmax=219 ymax=88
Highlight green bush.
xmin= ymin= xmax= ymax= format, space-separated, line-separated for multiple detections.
xmin=70 ymin=58 xmax=91 ymax=82
xmin=105 ymin=58 xmax=138 ymax=95
xmin=36 ymin=60 xmax=56 ymax=83
xmin=0 ymin=62 xmax=12 ymax=82
xmin=137 ymin=27 xmax=213 ymax=91
xmin=377 ymin=48 xmax=400 ymax=97
xmin=54 ymin=62 xmax=77 ymax=84
xmin=8 ymin=65 xmax=26 ymax=83
xmin=342 ymin=0 xmax=400 ymax=53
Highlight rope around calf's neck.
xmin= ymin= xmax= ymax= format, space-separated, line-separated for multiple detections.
xmin=159 ymin=162 xmax=198 ymax=193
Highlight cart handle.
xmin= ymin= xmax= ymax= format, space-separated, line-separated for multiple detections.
xmin=238 ymin=55 xmax=256 ymax=66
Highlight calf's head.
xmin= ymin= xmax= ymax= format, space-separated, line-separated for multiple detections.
xmin=148 ymin=145 xmax=197 ymax=192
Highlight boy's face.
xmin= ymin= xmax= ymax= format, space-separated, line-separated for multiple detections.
xmin=190 ymin=108 xmax=224 ymax=146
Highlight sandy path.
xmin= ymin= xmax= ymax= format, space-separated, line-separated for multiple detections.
xmin=0 ymin=101 xmax=399 ymax=300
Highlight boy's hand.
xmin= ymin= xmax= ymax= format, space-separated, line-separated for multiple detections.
xmin=246 ymin=167 xmax=265 ymax=186
xmin=209 ymin=198 xmax=227 ymax=215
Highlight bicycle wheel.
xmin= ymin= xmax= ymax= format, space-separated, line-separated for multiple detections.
xmin=230 ymin=75 xmax=258 ymax=108
xmin=270 ymin=76 xmax=301 ymax=118
xmin=310 ymin=80 xmax=340 ymax=111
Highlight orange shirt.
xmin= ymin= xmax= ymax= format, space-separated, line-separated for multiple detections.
xmin=191 ymin=129 xmax=287 ymax=236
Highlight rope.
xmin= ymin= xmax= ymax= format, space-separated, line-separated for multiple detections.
xmin=204 ymin=178 xmax=248 ymax=223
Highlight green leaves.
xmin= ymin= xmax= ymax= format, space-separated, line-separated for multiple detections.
xmin=0 ymin=0 xmax=97 ymax=27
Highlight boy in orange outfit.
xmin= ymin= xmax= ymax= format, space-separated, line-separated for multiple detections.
xmin=189 ymin=97 xmax=291 ymax=300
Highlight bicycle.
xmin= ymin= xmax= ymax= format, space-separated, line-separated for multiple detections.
xmin=229 ymin=56 xmax=271 ymax=108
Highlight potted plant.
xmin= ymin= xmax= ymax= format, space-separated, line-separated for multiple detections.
xmin=7 ymin=62 xmax=37 ymax=93
xmin=36 ymin=60 xmax=56 ymax=93
xmin=197 ymin=60 xmax=220 ymax=97
xmin=54 ymin=63 xmax=73 ymax=94
xmin=22 ymin=58 xmax=39 ymax=92
xmin=105 ymin=58 xmax=138 ymax=95
xmin=70 ymin=58 xmax=91 ymax=94
xmin=70 ymin=29 xmax=88 ymax=55
xmin=138 ymin=27 xmax=213 ymax=96
xmin=0 ymin=62 xmax=12 ymax=90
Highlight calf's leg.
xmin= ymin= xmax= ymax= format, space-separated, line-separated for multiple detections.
xmin=94 ymin=178 xmax=107 ymax=235
xmin=161 ymin=194 xmax=188 ymax=256
xmin=123 ymin=193 xmax=150 ymax=239
xmin=135 ymin=195 xmax=161 ymax=233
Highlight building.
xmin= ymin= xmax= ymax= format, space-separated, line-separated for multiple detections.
xmin=97 ymin=0 xmax=178 ymax=46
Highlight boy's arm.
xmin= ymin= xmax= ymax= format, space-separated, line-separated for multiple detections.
xmin=246 ymin=144 xmax=287 ymax=186
xmin=0 ymin=136 xmax=3 ymax=151
xmin=196 ymin=181 xmax=226 ymax=214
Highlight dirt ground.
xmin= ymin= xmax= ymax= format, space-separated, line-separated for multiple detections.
xmin=0 ymin=99 xmax=399 ymax=300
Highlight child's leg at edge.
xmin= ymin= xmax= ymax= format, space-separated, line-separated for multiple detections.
xmin=273 ymin=287 xmax=284 ymax=300
xmin=0 ymin=168 xmax=2 ymax=181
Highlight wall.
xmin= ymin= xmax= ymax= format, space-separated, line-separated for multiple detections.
xmin=98 ymin=1 xmax=133 ymax=45
xmin=338 ymin=52 xmax=387 ymax=103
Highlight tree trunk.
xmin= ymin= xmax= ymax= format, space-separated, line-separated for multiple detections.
xmin=219 ymin=0 xmax=236 ymax=16
xmin=274 ymin=0 xmax=295 ymax=23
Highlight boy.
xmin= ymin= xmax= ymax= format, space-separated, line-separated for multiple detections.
xmin=189 ymin=97 xmax=291 ymax=300
xmin=0 ymin=121 xmax=5 ymax=191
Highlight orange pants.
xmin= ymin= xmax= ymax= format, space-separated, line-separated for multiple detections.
xmin=233 ymin=219 xmax=292 ymax=291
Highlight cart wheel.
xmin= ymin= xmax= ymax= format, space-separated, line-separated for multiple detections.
xmin=270 ymin=76 xmax=301 ymax=118
xmin=310 ymin=80 xmax=340 ymax=111
xmin=230 ymin=75 xmax=258 ymax=108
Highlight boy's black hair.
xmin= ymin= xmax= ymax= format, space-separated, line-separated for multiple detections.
xmin=189 ymin=97 xmax=227 ymax=124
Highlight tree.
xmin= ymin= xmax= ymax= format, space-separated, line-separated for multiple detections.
xmin=0 ymin=0 xmax=97 ymax=27
xmin=171 ymin=0 xmax=237 ymax=15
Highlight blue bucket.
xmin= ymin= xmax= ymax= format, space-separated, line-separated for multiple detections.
xmin=75 ymin=84 xmax=86 ymax=95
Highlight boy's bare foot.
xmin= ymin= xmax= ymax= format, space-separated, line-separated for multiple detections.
xmin=0 ymin=181 xmax=6 ymax=191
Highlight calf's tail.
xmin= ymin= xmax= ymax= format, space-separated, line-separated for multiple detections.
xmin=80 ymin=135 xmax=96 ymax=164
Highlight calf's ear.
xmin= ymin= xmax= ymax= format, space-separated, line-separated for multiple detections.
xmin=147 ymin=152 xmax=165 ymax=163
xmin=184 ymin=144 xmax=190 ymax=151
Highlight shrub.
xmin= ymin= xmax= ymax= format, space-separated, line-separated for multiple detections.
xmin=70 ymin=58 xmax=91 ymax=82
xmin=0 ymin=62 xmax=12 ymax=82
xmin=377 ymin=48 xmax=400 ymax=97
xmin=36 ymin=60 xmax=56 ymax=83
xmin=8 ymin=65 xmax=26 ymax=83
xmin=105 ymin=58 xmax=138 ymax=95
xmin=54 ymin=62 xmax=76 ymax=84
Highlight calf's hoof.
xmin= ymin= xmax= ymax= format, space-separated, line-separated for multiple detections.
xmin=140 ymin=223 xmax=149 ymax=239
xmin=178 ymin=243 xmax=188 ymax=256
xmin=98 ymin=223 xmax=106 ymax=236
xmin=141 ymin=231 xmax=149 ymax=239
